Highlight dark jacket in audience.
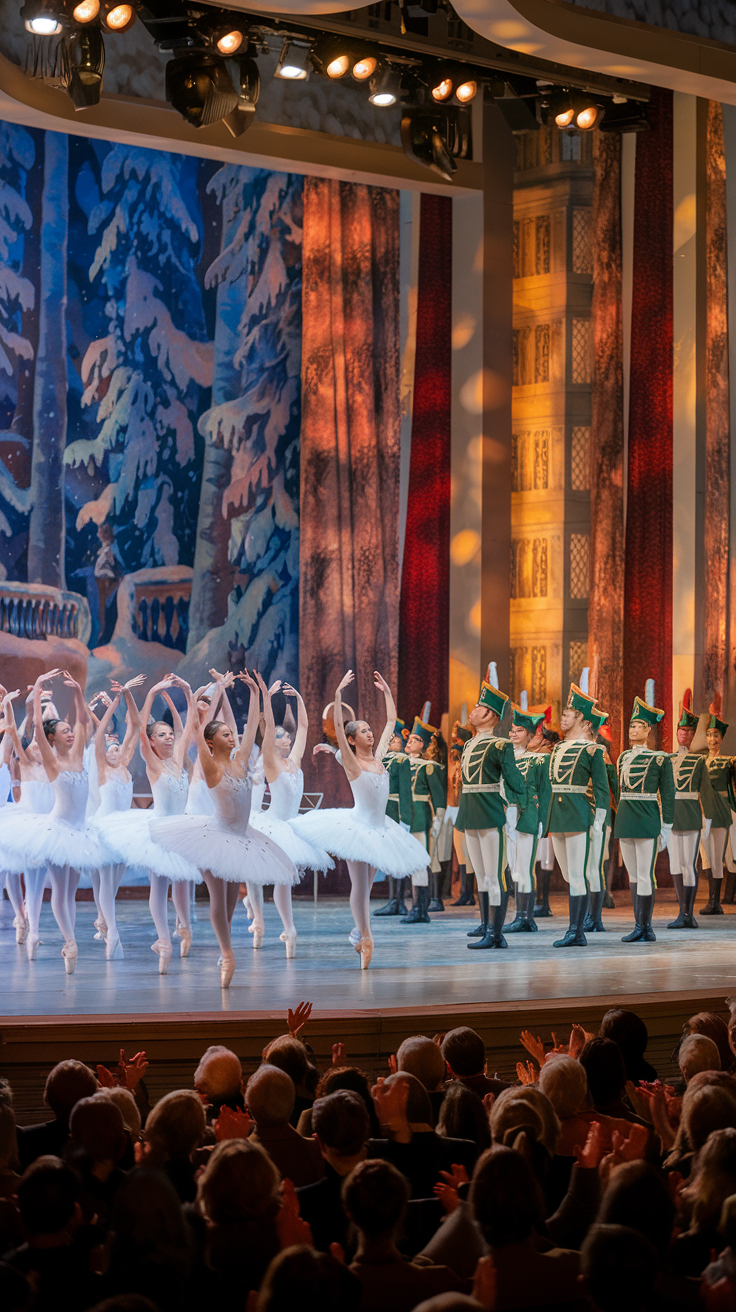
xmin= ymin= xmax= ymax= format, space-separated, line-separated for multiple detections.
xmin=250 ymin=1122 xmax=325 ymax=1188
xmin=367 ymin=1132 xmax=478 ymax=1199
xmin=349 ymin=1254 xmax=462 ymax=1312
xmin=16 ymin=1120 xmax=69 ymax=1171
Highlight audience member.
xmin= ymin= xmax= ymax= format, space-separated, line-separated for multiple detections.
xmin=580 ymin=1224 xmax=657 ymax=1312
xmin=4 ymin=1157 xmax=101 ymax=1312
xmin=368 ymin=1073 xmax=478 ymax=1198
xmin=436 ymin=1084 xmax=491 ymax=1152
xmin=263 ymin=1036 xmax=316 ymax=1126
xmin=256 ymin=1244 xmax=362 ymax=1312
xmin=102 ymin=1168 xmax=203 ymax=1312
xmin=578 ymin=1038 xmax=637 ymax=1121
xmin=671 ymin=1127 xmax=736 ymax=1278
xmin=681 ymin=1012 xmax=735 ymax=1074
xmin=139 ymin=1090 xmax=206 ymax=1202
xmin=665 ymin=1074 xmax=736 ymax=1176
xmin=297 ymin=1090 xmax=370 ymax=1252
xmin=296 ymin=1066 xmax=380 ymax=1138
xmin=440 ymin=1028 xmax=508 ymax=1098
xmin=17 ymin=1062 xmax=98 ymax=1169
xmin=246 ymin=1065 xmax=324 ymax=1187
xmin=397 ymin=1038 xmax=447 ymax=1123
xmin=679 ymin=1034 xmax=721 ymax=1084
xmin=0 ymin=1102 xmax=20 ymax=1199
xmin=196 ymin=1138 xmax=281 ymax=1302
xmin=702 ymin=1191 xmax=736 ymax=1301
xmin=68 ymin=1095 xmax=128 ymax=1225
xmin=193 ymin=1046 xmax=244 ymax=1119
xmin=598 ymin=1008 xmax=657 ymax=1083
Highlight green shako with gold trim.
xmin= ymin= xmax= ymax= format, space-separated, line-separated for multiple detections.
xmin=630 ymin=696 xmax=664 ymax=727
xmin=511 ymin=704 xmax=546 ymax=735
xmin=478 ymin=681 xmax=509 ymax=718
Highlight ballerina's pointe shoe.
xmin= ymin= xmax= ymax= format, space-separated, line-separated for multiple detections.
xmin=13 ymin=915 xmax=28 ymax=945
xmin=26 ymin=936 xmax=40 ymax=962
xmin=62 ymin=940 xmax=78 ymax=975
xmin=151 ymin=939 xmax=173 ymax=975
xmin=94 ymin=916 xmax=108 ymax=942
xmin=220 ymin=952 xmax=235 ymax=989
xmin=248 ymin=921 xmax=264 ymax=950
xmin=356 ymin=936 xmax=373 ymax=971
xmin=105 ymin=934 xmax=124 ymax=960
xmin=280 ymin=930 xmax=297 ymax=960
xmin=176 ymin=926 xmax=192 ymax=958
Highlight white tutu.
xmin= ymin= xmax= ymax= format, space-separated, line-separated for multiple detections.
xmin=291 ymin=770 xmax=429 ymax=876
xmin=1 ymin=769 xmax=109 ymax=880
xmin=103 ymin=809 xmax=201 ymax=884
xmin=250 ymin=812 xmax=334 ymax=873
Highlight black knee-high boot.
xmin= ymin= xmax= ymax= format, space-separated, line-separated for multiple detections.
xmin=452 ymin=865 xmax=475 ymax=906
xmin=667 ymin=871 xmax=687 ymax=928
xmin=602 ymin=855 xmax=615 ymax=910
xmin=466 ymin=891 xmax=489 ymax=941
xmin=400 ymin=884 xmax=431 ymax=924
xmin=373 ymin=877 xmax=400 ymax=916
xmin=723 ymin=870 xmax=736 ymax=904
xmin=700 ymin=872 xmax=724 ymax=915
xmin=683 ymin=878 xmax=699 ymax=928
xmin=584 ymin=888 xmax=606 ymax=932
xmin=439 ymin=859 xmax=453 ymax=900
xmin=534 ymin=868 xmax=553 ymax=917
xmin=553 ymin=893 xmax=588 ymax=947
xmin=427 ymin=871 xmax=445 ymax=912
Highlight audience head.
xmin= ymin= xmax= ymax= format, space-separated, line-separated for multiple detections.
xmin=669 ymin=1076 xmax=736 ymax=1165
xmin=581 ymin=1224 xmax=657 ymax=1312
xmin=579 ymin=1037 xmax=627 ymax=1109
xmin=538 ymin=1054 xmax=588 ymax=1120
xmin=597 ymin=1160 xmax=674 ymax=1260
xmin=682 ymin=1013 xmax=734 ymax=1073
xmin=470 ymin=1146 xmax=544 ymax=1246
xmin=197 ymin=1139 xmax=280 ymax=1225
xmin=246 ymin=1065 xmax=295 ymax=1127
xmin=102 ymin=1087 xmax=142 ymax=1138
xmin=263 ymin=1036 xmax=308 ymax=1089
xmin=193 ymin=1046 xmax=243 ymax=1105
xmin=599 ymin=1008 xmax=652 ymax=1082
xmin=44 ymin=1060 xmax=98 ymax=1124
xmin=17 ymin=1156 xmax=81 ymax=1239
xmin=109 ymin=1167 xmax=192 ymax=1266
xmin=313 ymin=1066 xmax=379 ymax=1134
xmin=440 ymin=1027 xmax=486 ymax=1079
xmin=679 ymin=1034 xmax=721 ymax=1083
xmin=436 ymin=1083 xmax=491 ymax=1150
xmin=489 ymin=1087 xmax=545 ymax=1148
xmin=312 ymin=1090 xmax=371 ymax=1163
xmin=381 ymin=1072 xmax=433 ymax=1126
xmin=509 ymin=1087 xmax=560 ymax=1157
xmin=681 ymin=1127 xmax=736 ymax=1233
xmin=343 ymin=1159 xmax=409 ymax=1242
xmin=256 ymin=1246 xmax=362 ymax=1312
xmin=396 ymin=1037 xmax=446 ymax=1093
xmin=143 ymin=1090 xmax=206 ymax=1162
xmin=718 ymin=1191 xmax=736 ymax=1247
xmin=69 ymin=1094 xmax=127 ymax=1167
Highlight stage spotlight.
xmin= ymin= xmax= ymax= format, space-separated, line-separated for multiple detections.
xmin=65 ymin=26 xmax=104 ymax=107
xmin=275 ymin=40 xmax=310 ymax=81
xmin=575 ymin=102 xmax=603 ymax=129
xmin=431 ymin=74 xmax=453 ymax=102
xmin=310 ymin=37 xmax=353 ymax=79
xmin=223 ymin=54 xmax=259 ymax=137
xmin=215 ymin=29 xmax=244 ymax=55
xmin=547 ymin=90 xmax=605 ymax=131
xmin=401 ymin=108 xmax=456 ymax=180
xmin=166 ymin=52 xmax=239 ymax=128
xmin=369 ymin=68 xmax=401 ymax=106
xmin=455 ymin=78 xmax=477 ymax=103
xmin=22 ymin=1 xmax=63 ymax=35
xmin=101 ymin=1 xmax=135 ymax=32
xmin=352 ymin=54 xmax=376 ymax=81
xmin=71 ymin=0 xmax=99 ymax=22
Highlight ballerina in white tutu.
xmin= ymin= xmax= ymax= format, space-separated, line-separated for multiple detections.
xmin=0 ymin=688 xmax=55 ymax=956
xmin=86 ymin=676 xmax=145 ymax=960
xmin=247 ymin=676 xmax=334 ymax=959
xmin=103 ymin=676 xmax=199 ymax=974
xmin=149 ymin=671 xmax=297 ymax=988
xmin=292 ymin=670 xmax=428 ymax=970
xmin=0 ymin=670 xmax=108 ymax=974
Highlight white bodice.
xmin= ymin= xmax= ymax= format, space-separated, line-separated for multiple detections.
xmin=349 ymin=770 xmax=389 ymax=830
xmin=150 ymin=770 xmax=189 ymax=817
xmin=252 ymin=781 xmax=266 ymax=813
xmin=16 ymin=777 xmax=55 ymax=813
xmin=97 ymin=776 xmax=133 ymax=816
xmin=49 ymin=769 xmax=90 ymax=827
xmin=186 ymin=775 xmax=215 ymax=816
xmin=211 ymin=772 xmax=252 ymax=834
xmin=268 ymin=768 xmax=304 ymax=821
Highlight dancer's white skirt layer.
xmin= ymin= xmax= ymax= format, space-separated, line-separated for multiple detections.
xmin=149 ymin=814 xmax=299 ymax=886
xmin=292 ymin=809 xmax=429 ymax=876
xmin=0 ymin=810 xmax=110 ymax=879
xmin=103 ymin=810 xmax=201 ymax=883
xmin=249 ymin=812 xmax=334 ymax=873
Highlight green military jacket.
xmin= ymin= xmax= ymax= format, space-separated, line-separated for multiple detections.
xmin=545 ymin=739 xmax=610 ymax=834
xmin=408 ymin=758 xmax=447 ymax=838
xmin=514 ymin=749 xmax=551 ymax=835
xmin=456 ymin=733 xmax=526 ymax=833
xmin=613 ymin=748 xmax=675 ymax=839
xmin=382 ymin=752 xmax=413 ymax=826
xmin=586 ymin=755 xmax=619 ymax=827
xmin=669 ymin=750 xmax=716 ymax=832
xmin=704 ymin=755 xmax=735 ymax=829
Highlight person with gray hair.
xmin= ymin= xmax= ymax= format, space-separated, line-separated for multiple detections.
xmin=246 ymin=1065 xmax=324 ymax=1187
xmin=397 ymin=1037 xmax=447 ymax=1122
xmin=678 ymin=1034 xmax=722 ymax=1084
xmin=193 ymin=1045 xmax=244 ymax=1116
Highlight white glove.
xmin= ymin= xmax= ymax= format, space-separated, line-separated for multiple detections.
xmin=505 ymin=805 xmax=518 ymax=834
xmin=703 ymin=818 xmax=712 ymax=840
xmin=592 ymin=808 xmax=606 ymax=834
xmin=431 ymin=808 xmax=445 ymax=839
xmin=446 ymin=806 xmax=459 ymax=824
xmin=659 ymin=822 xmax=673 ymax=853
xmin=537 ymin=822 xmax=543 ymax=838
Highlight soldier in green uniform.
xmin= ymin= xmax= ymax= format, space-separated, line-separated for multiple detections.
xmin=455 ymin=680 xmax=526 ymax=951
xmin=615 ymin=696 xmax=675 ymax=944
xmin=580 ymin=703 xmax=615 ymax=933
xmin=667 ymin=693 xmax=713 ymax=929
xmin=450 ymin=722 xmax=475 ymax=906
xmin=373 ymin=720 xmax=414 ymax=918
xmin=699 ymin=699 xmax=734 ymax=916
xmin=545 ymin=685 xmax=610 ymax=948
xmin=505 ymin=705 xmax=550 ymax=933
xmin=400 ymin=716 xmax=447 ymax=925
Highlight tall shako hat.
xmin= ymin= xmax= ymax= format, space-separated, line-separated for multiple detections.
xmin=511 ymin=704 xmax=546 ymax=735
xmin=708 ymin=693 xmax=728 ymax=738
xmin=678 ymin=689 xmax=699 ymax=732
xmin=393 ymin=718 xmax=409 ymax=741
xmin=477 ymin=661 xmax=509 ymax=718
xmin=567 ymin=683 xmax=599 ymax=721
xmin=630 ymin=695 xmax=664 ymax=727
xmin=410 ymin=700 xmax=436 ymax=749
xmin=588 ymin=704 xmax=609 ymax=733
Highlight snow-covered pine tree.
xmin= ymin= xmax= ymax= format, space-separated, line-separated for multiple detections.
xmin=64 ymin=146 xmax=213 ymax=570
xmin=192 ymin=167 xmax=302 ymax=684
xmin=0 ymin=122 xmax=35 ymax=571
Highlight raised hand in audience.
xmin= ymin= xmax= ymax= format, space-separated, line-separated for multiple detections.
xmin=96 ymin=1049 xmax=148 ymax=1091
xmin=520 ymin=1030 xmax=546 ymax=1066
xmin=213 ymin=1105 xmax=252 ymax=1141
xmin=276 ymin=1178 xmax=313 ymax=1249
xmin=332 ymin=1042 xmax=347 ymax=1066
xmin=372 ymin=1075 xmax=411 ymax=1140
xmin=287 ymin=1001 xmax=313 ymax=1039
xmin=573 ymin=1120 xmax=604 ymax=1170
xmin=388 ymin=1053 xmax=398 ymax=1075
xmin=473 ymin=1254 xmax=498 ymax=1311
xmin=434 ymin=1163 xmax=470 ymax=1214
xmin=568 ymin=1023 xmax=594 ymax=1059
xmin=516 ymin=1061 xmax=538 ymax=1086
xmin=599 ymin=1122 xmax=649 ymax=1187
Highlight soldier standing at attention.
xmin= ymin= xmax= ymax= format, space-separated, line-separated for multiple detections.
xmin=455 ymin=679 xmax=526 ymax=952
xmin=400 ymin=714 xmax=447 ymax=925
xmin=505 ymin=704 xmax=550 ymax=934
xmin=699 ymin=697 xmax=734 ymax=917
xmin=615 ymin=695 xmax=675 ymax=944
xmin=373 ymin=720 xmax=414 ymax=919
xmin=579 ymin=702 xmax=614 ymax=934
xmin=667 ymin=692 xmax=713 ymax=929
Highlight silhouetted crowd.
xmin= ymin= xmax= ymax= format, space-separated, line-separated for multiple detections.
xmin=2 ymin=1001 xmax=736 ymax=1312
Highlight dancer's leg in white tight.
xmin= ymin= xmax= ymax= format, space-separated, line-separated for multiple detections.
xmin=49 ymin=864 xmax=76 ymax=943
xmin=171 ymin=881 xmax=191 ymax=933
xmin=4 ymin=872 xmax=25 ymax=923
xmin=89 ymin=868 xmax=104 ymax=934
xmin=246 ymin=882 xmax=264 ymax=934
xmin=67 ymin=868 xmax=80 ymax=932
xmin=202 ymin=870 xmax=233 ymax=959
xmin=149 ymin=874 xmax=171 ymax=944
xmin=273 ymin=883 xmax=295 ymax=936
xmin=347 ymin=860 xmax=376 ymax=941
xmin=98 ymin=864 xmax=125 ymax=946
xmin=25 ymin=868 xmax=46 ymax=949
xmin=226 ymin=881 xmax=239 ymax=926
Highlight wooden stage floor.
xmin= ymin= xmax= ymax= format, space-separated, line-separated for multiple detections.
xmin=2 ymin=891 xmax=735 ymax=1121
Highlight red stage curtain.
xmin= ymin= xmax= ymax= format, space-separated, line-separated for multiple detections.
xmin=624 ymin=88 xmax=673 ymax=745
xmin=299 ymin=178 xmax=401 ymax=793
xmin=397 ymin=194 xmax=452 ymax=726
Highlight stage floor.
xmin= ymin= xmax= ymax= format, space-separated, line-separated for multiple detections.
xmin=3 ymin=891 xmax=736 ymax=1019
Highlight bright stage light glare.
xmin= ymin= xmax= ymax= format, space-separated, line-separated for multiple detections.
xmin=216 ymin=29 xmax=244 ymax=55
xmin=431 ymin=76 xmax=453 ymax=102
xmin=455 ymin=79 xmax=477 ymax=103
xmin=104 ymin=2 xmax=135 ymax=31
xmin=275 ymin=40 xmax=310 ymax=80
xmin=352 ymin=55 xmax=376 ymax=81
xmin=326 ymin=53 xmax=350 ymax=77
xmin=25 ymin=14 xmax=62 ymax=33
xmin=72 ymin=0 xmax=99 ymax=22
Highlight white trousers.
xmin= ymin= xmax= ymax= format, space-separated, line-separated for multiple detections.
xmin=585 ymin=826 xmax=604 ymax=894
xmin=550 ymin=832 xmax=589 ymax=897
xmin=667 ymin=830 xmax=700 ymax=887
xmin=700 ymin=827 xmax=727 ymax=879
xmin=511 ymin=831 xmax=537 ymax=893
xmin=454 ymin=828 xmax=474 ymax=875
xmin=410 ymin=831 xmax=429 ymax=889
xmin=619 ymin=836 xmax=658 ymax=897
xmin=464 ymin=828 xmax=504 ymax=905
xmin=537 ymin=836 xmax=554 ymax=871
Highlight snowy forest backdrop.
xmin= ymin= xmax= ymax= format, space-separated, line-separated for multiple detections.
xmin=0 ymin=119 xmax=304 ymax=702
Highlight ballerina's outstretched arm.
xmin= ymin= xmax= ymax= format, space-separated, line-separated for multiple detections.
xmin=62 ymin=670 xmax=91 ymax=767
xmin=282 ymin=684 xmax=308 ymax=768
xmin=333 ymin=671 xmax=362 ymax=783
xmin=233 ymin=670 xmax=263 ymax=769
xmin=373 ymin=671 xmax=397 ymax=761
xmin=254 ymin=673 xmax=284 ymax=782
xmin=165 ymin=675 xmax=197 ymax=772
xmin=208 ymin=669 xmax=239 ymax=744
xmin=109 ymin=676 xmax=145 ymax=770
xmin=138 ymin=677 xmax=175 ymax=779
xmin=0 ymin=690 xmax=35 ymax=769
xmin=94 ymin=692 xmax=121 ymax=786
